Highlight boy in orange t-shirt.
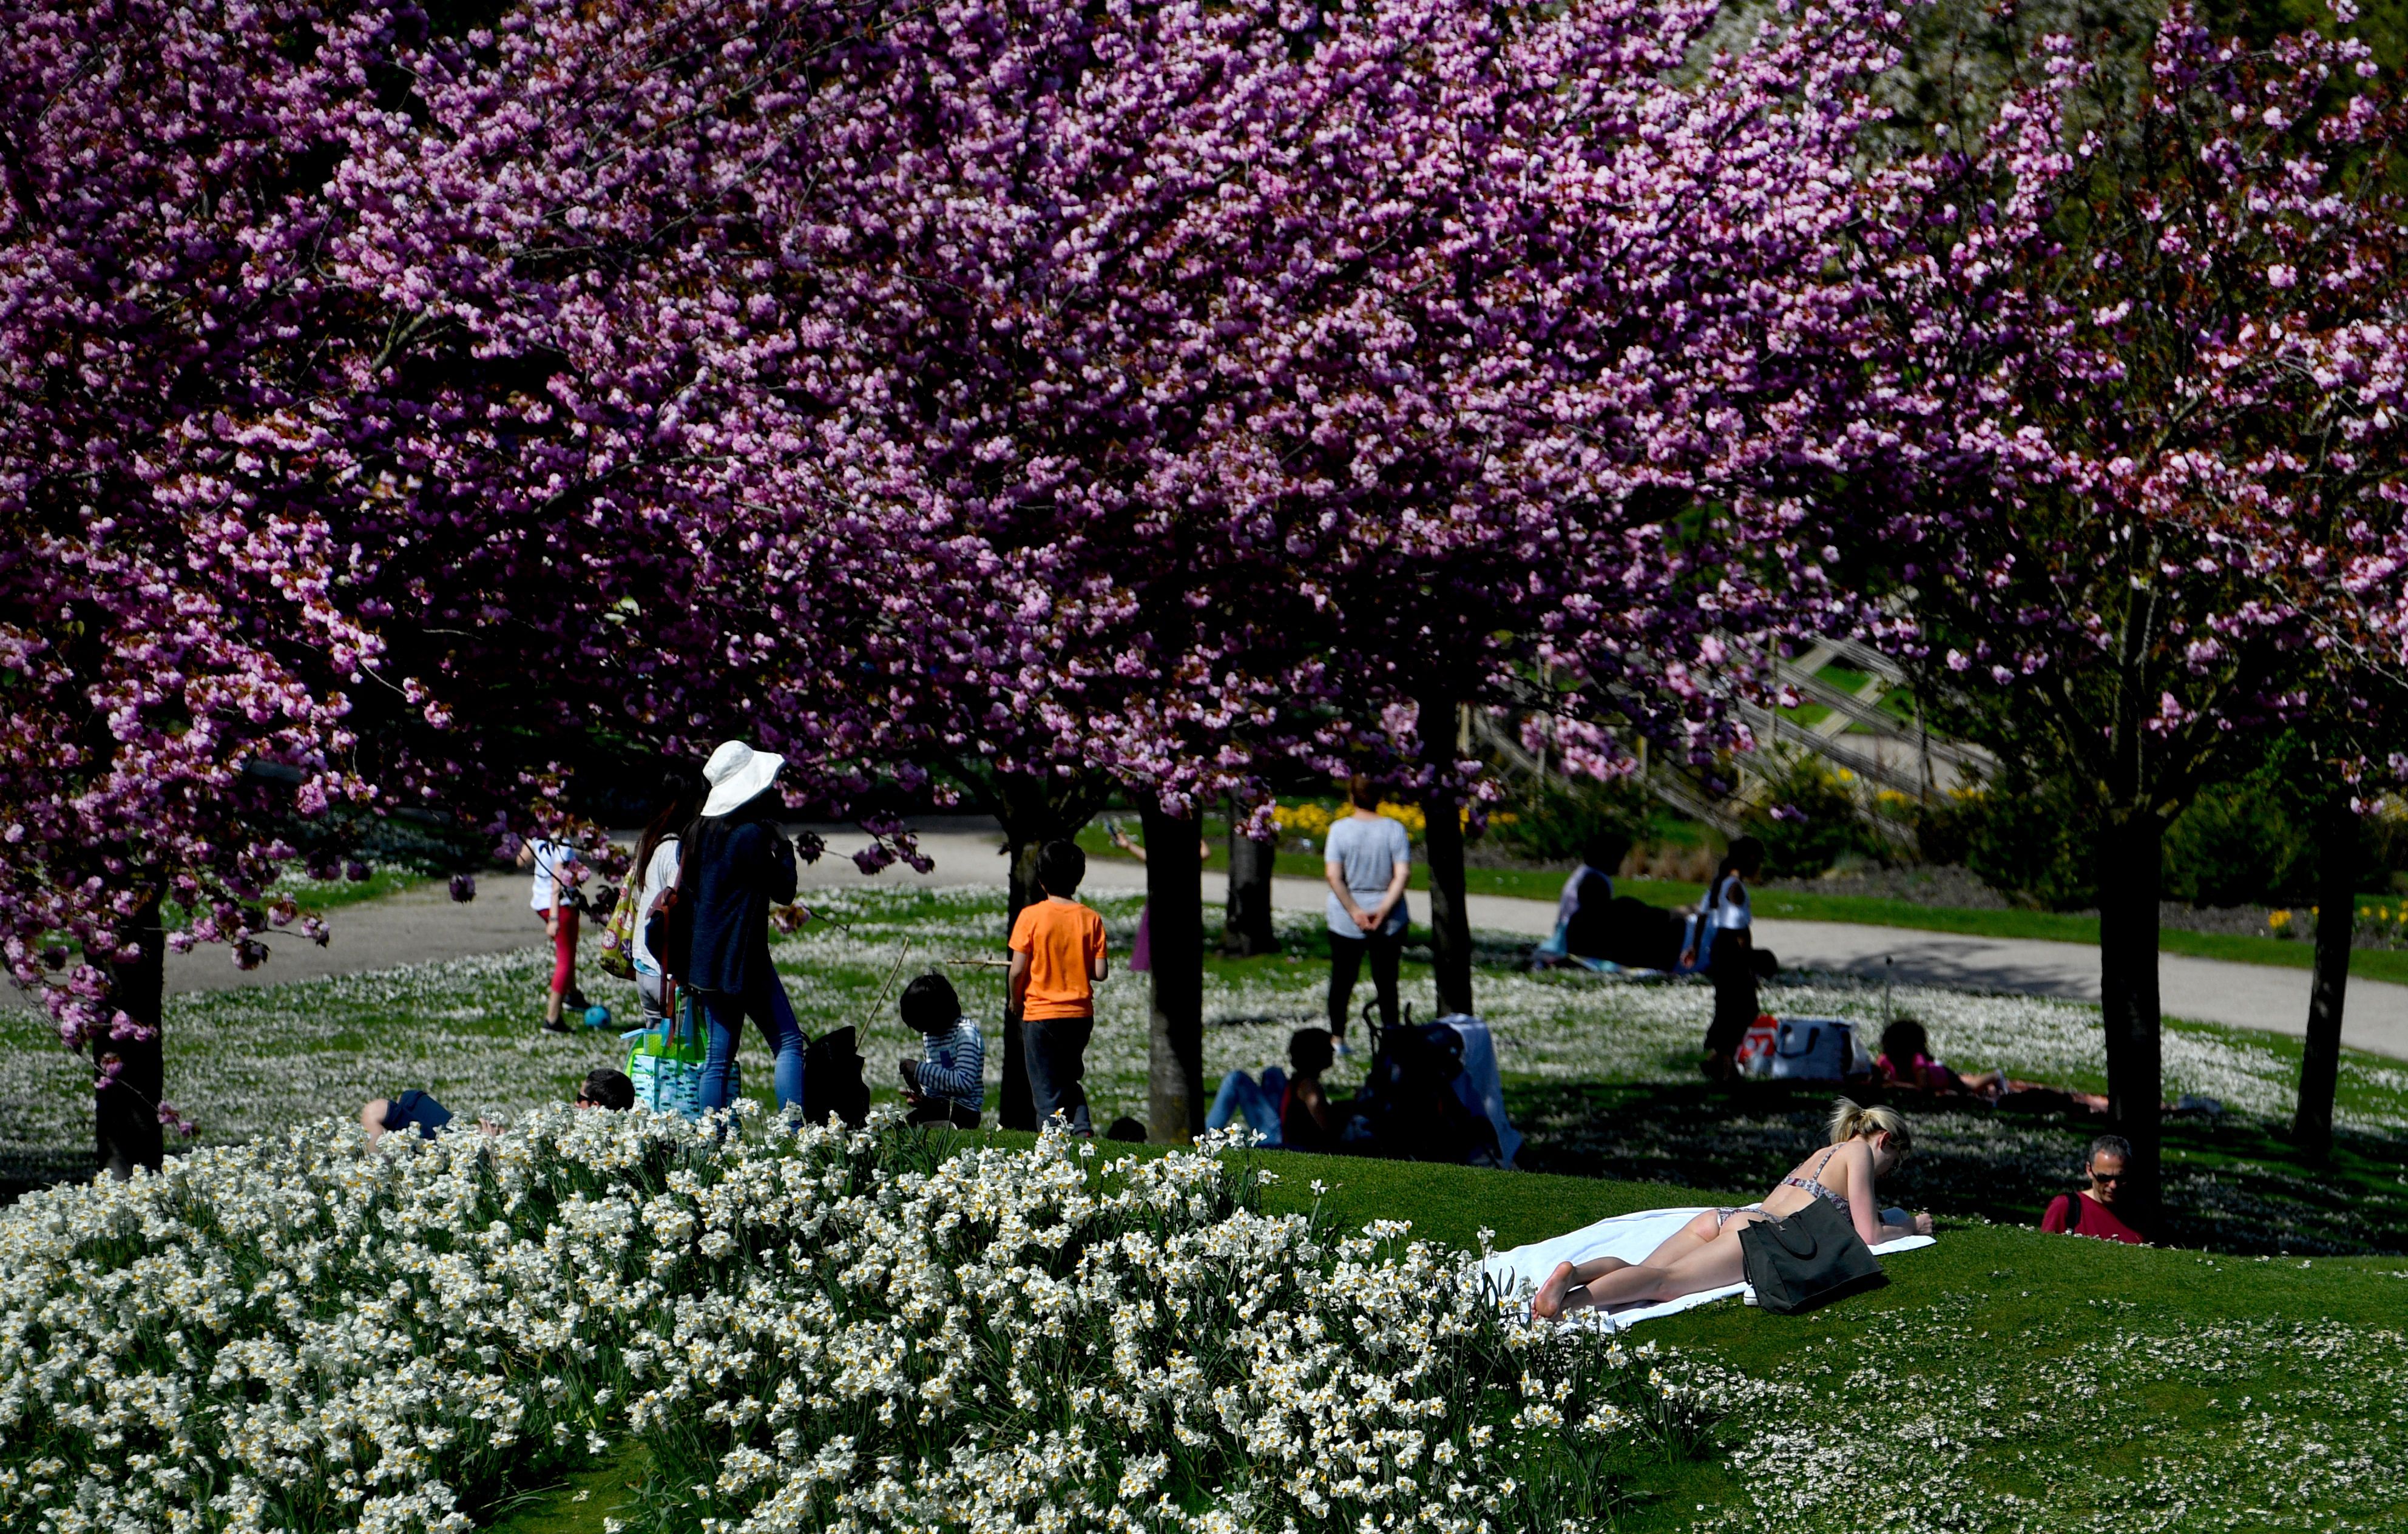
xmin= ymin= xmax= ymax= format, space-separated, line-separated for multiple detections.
xmin=1008 ymin=840 xmax=1109 ymax=1135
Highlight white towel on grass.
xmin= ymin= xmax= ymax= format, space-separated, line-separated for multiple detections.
xmin=1480 ymin=1206 xmax=1937 ymax=1331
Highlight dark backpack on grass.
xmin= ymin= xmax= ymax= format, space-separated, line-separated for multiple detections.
xmin=1738 ymin=1198 xmax=1887 ymax=1314
xmin=802 ymin=1025 xmax=870 ymax=1127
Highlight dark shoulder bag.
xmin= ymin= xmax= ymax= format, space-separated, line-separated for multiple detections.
xmin=650 ymin=818 xmax=709 ymax=982
xmin=1739 ymin=1198 xmax=1887 ymax=1314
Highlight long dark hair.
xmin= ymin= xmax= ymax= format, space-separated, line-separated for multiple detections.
xmin=633 ymin=767 xmax=707 ymax=883
xmin=1710 ymin=834 xmax=1765 ymax=907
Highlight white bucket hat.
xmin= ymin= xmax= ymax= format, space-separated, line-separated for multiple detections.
xmin=700 ymin=740 xmax=785 ymax=817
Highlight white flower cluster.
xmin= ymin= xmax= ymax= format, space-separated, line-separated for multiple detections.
xmin=610 ymin=1121 xmax=1666 ymax=1534
xmin=0 ymin=1109 xmax=1674 ymax=1534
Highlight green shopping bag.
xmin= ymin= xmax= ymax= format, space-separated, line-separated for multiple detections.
xmin=624 ymin=992 xmax=736 ymax=1118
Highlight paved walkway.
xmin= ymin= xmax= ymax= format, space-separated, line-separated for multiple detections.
xmin=167 ymin=826 xmax=2408 ymax=1061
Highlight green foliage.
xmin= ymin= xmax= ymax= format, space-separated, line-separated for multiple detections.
xmin=1486 ymin=772 xmax=1659 ymax=865
xmin=1745 ymin=757 xmax=1876 ymax=878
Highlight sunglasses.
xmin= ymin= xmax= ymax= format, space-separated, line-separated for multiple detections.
xmin=2089 ymin=1170 xmax=2123 ymax=1183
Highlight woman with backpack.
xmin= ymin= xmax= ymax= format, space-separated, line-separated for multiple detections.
xmin=667 ymin=741 xmax=806 ymax=1113
xmin=623 ymin=768 xmax=706 ymax=1027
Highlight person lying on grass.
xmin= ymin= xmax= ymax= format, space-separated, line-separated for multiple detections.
xmin=1875 ymin=1016 xmax=2109 ymax=1117
xmin=360 ymin=1069 xmax=635 ymax=1143
xmin=1532 ymin=1099 xmax=1934 ymax=1319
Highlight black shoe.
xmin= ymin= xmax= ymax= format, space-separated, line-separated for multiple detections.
xmin=543 ymin=1017 xmax=573 ymax=1035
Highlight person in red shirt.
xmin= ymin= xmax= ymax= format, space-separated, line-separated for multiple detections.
xmin=2041 ymin=1135 xmax=2148 ymax=1244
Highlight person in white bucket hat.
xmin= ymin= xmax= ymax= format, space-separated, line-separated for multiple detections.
xmin=671 ymin=740 xmax=806 ymax=1112
xmin=700 ymin=740 xmax=786 ymax=816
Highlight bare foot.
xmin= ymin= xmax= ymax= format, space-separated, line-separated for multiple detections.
xmin=1532 ymin=1260 xmax=1578 ymax=1320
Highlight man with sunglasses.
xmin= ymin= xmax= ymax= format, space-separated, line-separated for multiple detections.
xmin=2041 ymin=1134 xmax=2147 ymax=1244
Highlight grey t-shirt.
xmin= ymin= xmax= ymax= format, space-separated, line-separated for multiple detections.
xmin=1324 ymin=814 xmax=1412 ymax=938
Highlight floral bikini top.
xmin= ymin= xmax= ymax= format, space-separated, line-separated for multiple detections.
xmin=1782 ymin=1146 xmax=1853 ymax=1219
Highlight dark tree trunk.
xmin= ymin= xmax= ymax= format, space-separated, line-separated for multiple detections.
xmin=994 ymin=776 xmax=1073 ymax=1133
xmin=1143 ymin=802 xmax=1206 ymax=1143
xmin=97 ymin=897 xmax=167 ymax=1180
xmin=1419 ymin=688 xmax=1476 ymax=1018
xmin=2293 ymin=794 xmax=2359 ymax=1160
xmin=2094 ymin=811 xmax=2165 ymax=1218
xmin=1222 ymin=801 xmax=1280 ymax=958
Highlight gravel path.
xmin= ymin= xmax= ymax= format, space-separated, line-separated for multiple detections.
xmin=167 ymin=826 xmax=2408 ymax=1061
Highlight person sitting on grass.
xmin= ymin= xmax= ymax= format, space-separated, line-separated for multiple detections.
xmin=1205 ymin=1027 xmax=1339 ymax=1150
xmin=898 ymin=971 xmax=986 ymax=1129
xmin=1532 ymin=1099 xmax=1935 ymax=1319
xmin=360 ymin=1068 xmax=635 ymax=1144
xmin=2041 ymin=1134 xmax=2148 ymax=1245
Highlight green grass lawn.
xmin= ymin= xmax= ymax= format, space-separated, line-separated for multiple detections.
xmin=490 ymin=1140 xmax=2408 ymax=1534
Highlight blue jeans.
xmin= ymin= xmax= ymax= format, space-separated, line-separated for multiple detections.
xmin=1022 ymin=1015 xmax=1093 ymax=1135
xmin=1207 ymin=1067 xmax=1287 ymax=1146
xmin=697 ymin=971 xmax=805 ymax=1112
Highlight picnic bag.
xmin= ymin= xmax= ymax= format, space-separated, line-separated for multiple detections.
xmin=1768 ymin=1018 xmax=1856 ymax=1081
xmin=623 ymin=992 xmax=737 ymax=1119
xmin=1738 ymin=1197 xmax=1886 ymax=1314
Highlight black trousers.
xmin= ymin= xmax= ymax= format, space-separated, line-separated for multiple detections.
xmin=1703 ymin=938 xmax=1759 ymax=1059
xmin=1328 ymin=927 xmax=1404 ymax=1035
xmin=905 ymin=1097 xmax=981 ymax=1129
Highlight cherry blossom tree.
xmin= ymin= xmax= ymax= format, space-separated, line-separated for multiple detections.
xmin=0 ymin=0 xmax=901 ymax=1172
xmin=1833 ymin=2 xmax=2408 ymax=1206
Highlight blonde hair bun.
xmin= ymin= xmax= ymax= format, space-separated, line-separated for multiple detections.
xmin=1828 ymin=1096 xmax=1912 ymax=1152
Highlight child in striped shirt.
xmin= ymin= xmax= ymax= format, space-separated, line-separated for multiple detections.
xmin=898 ymin=972 xmax=986 ymax=1129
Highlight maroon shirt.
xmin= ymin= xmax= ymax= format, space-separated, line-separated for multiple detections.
xmin=2041 ymin=1192 xmax=2146 ymax=1245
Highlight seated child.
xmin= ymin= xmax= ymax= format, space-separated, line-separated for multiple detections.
xmin=898 ymin=971 xmax=986 ymax=1129
xmin=1205 ymin=1028 xmax=1339 ymax=1150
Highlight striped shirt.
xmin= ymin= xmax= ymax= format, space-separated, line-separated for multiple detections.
xmin=914 ymin=1019 xmax=986 ymax=1112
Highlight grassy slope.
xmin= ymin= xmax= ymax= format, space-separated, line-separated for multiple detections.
xmin=1080 ymin=832 xmax=2408 ymax=985
xmin=492 ymin=1141 xmax=2408 ymax=1534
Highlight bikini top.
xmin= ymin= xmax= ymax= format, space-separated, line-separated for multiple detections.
xmin=1782 ymin=1146 xmax=1853 ymax=1219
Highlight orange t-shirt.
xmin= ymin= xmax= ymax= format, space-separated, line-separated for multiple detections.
xmin=1009 ymin=898 xmax=1106 ymax=1020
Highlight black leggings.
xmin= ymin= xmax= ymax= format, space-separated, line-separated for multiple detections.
xmin=1328 ymin=928 xmax=1404 ymax=1036
xmin=1703 ymin=938 xmax=1759 ymax=1059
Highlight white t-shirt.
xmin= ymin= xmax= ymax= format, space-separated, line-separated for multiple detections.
xmin=1711 ymin=874 xmax=1752 ymax=931
xmin=631 ymin=837 xmax=681 ymax=976
xmin=527 ymin=840 xmax=578 ymax=913
xmin=1324 ymin=814 xmax=1412 ymax=938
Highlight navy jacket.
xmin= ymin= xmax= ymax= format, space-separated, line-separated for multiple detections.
xmin=683 ymin=818 xmax=798 ymax=995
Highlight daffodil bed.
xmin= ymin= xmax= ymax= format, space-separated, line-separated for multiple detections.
xmin=0 ymin=1112 xmax=1706 ymax=1534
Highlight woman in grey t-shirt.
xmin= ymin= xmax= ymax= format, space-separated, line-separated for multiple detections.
xmin=1323 ymin=775 xmax=1412 ymax=1044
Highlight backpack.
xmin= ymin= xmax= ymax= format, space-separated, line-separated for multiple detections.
xmin=803 ymin=1026 xmax=870 ymax=1127
xmin=650 ymin=819 xmax=709 ymax=981
xmin=1348 ymin=1009 xmax=1501 ymax=1167
xmin=603 ymin=834 xmax=681 ymax=982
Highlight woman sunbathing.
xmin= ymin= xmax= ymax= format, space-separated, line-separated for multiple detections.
xmin=1532 ymin=1100 xmax=1934 ymax=1318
